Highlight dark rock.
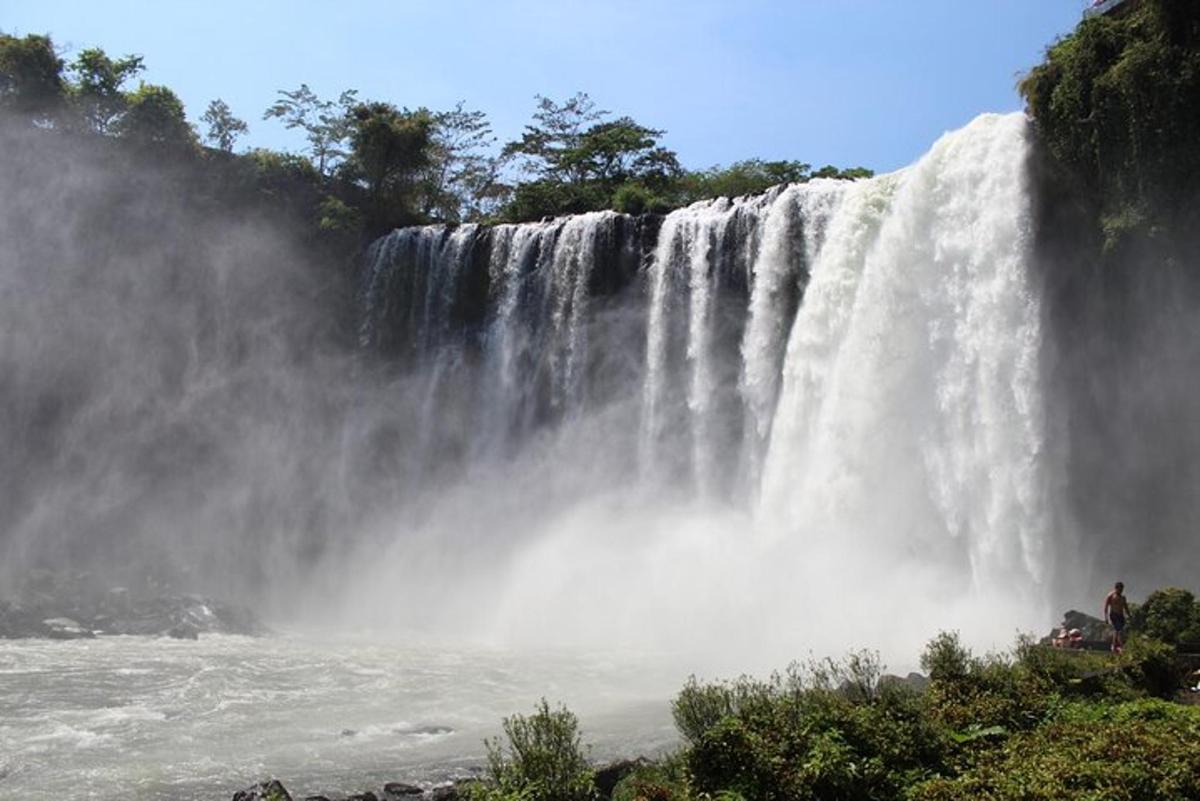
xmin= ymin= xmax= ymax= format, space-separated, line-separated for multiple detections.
xmin=347 ymin=793 xmax=380 ymax=801
xmin=302 ymin=797 xmax=333 ymax=801
xmin=340 ymin=728 xmax=357 ymax=737
xmin=880 ymin=672 xmax=930 ymax=692
xmin=594 ymin=758 xmax=649 ymax=799
xmin=167 ymin=622 xmax=200 ymax=640
xmin=1 ymin=574 xmax=267 ymax=640
xmin=383 ymin=782 xmax=423 ymax=797
xmin=1045 ymin=609 xmax=1109 ymax=643
xmin=393 ymin=724 xmax=453 ymax=736
xmin=429 ymin=785 xmax=460 ymax=801
xmin=232 ymin=779 xmax=292 ymax=801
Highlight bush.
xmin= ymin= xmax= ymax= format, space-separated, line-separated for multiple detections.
xmin=920 ymin=631 xmax=973 ymax=681
xmin=1131 ymin=587 xmax=1200 ymax=645
xmin=611 ymin=755 xmax=691 ymax=801
xmin=611 ymin=182 xmax=670 ymax=216
xmin=675 ymin=654 xmax=948 ymax=801
xmin=473 ymin=699 xmax=595 ymax=801
xmin=910 ymin=699 xmax=1200 ymax=801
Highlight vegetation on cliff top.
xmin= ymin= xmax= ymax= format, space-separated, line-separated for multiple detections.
xmin=0 ymin=32 xmax=872 ymax=245
xmin=1019 ymin=0 xmax=1200 ymax=256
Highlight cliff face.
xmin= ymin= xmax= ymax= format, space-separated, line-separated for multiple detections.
xmin=1024 ymin=0 xmax=1200 ymax=588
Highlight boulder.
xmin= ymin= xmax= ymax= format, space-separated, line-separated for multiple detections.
xmin=232 ymin=779 xmax=292 ymax=801
xmin=167 ymin=622 xmax=200 ymax=640
xmin=1045 ymin=609 xmax=1109 ymax=643
xmin=383 ymin=782 xmax=423 ymax=797
xmin=880 ymin=672 xmax=930 ymax=692
xmin=346 ymin=793 xmax=379 ymax=801
xmin=41 ymin=617 xmax=95 ymax=639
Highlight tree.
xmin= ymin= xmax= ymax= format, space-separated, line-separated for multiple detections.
xmin=201 ymin=98 xmax=248 ymax=152
xmin=0 ymin=33 xmax=65 ymax=121
xmin=69 ymin=47 xmax=144 ymax=134
xmin=262 ymin=84 xmax=357 ymax=176
xmin=115 ymin=83 xmax=196 ymax=150
xmin=343 ymin=101 xmax=434 ymax=231
xmin=504 ymin=92 xmax=608 ymax=184
xmin=501 ymin=93 xmax=682 ymax=220
xmin=567 ymin=116 xmax=681 ymax=191
xmin=421 ymin=101 xmax=501 ymax=222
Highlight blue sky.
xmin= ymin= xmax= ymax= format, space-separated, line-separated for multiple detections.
xmin=3 ymin=0 xmax=1083 ymax=173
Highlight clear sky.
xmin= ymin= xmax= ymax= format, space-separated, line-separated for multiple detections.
xmin=2 ymin=0 xmax=1085 ymax=173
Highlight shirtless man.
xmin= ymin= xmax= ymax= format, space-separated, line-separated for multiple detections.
xmin=1103 ymin=581 xmax=1130 ymax=653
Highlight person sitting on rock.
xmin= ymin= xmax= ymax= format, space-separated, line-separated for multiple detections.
xmin=1103 ymin=581 xmax=1130 ymax=653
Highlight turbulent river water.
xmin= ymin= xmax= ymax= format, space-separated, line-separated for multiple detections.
xmin=2 ymin=112 xmax=1083 ymax=799
xmin=0 ymin=635 xmax=678 ymax=800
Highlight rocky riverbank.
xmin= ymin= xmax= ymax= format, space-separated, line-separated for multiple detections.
xmin=0 ymin=569 xmax=264 ymax=639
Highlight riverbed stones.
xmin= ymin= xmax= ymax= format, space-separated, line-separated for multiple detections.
xmin=232 ymin=778 xmax=292 ymax=801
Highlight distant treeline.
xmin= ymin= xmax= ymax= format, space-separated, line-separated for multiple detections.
xmin=0 ymin=32 xmax=872 ymax=243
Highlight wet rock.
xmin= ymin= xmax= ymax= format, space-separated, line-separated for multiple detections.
xmin=302 ymin=796 xmax=333 ymax=801
xmin=880 ymin=672 xmax=930 ymax=692
xmin=42 ymin=617 xmax=95 ymax=639
xmin=429 ymin=785 xmax=461 ymax=801
xmin=346 ymin=793 xmax=379 ymax=801
xmin=167 ymin=622 xmax=200 ymax=640
xmin=594 ymin=758 xmax=649 ymax=799
xmin=1 ymin=573 xmax=267 ymax=640
xmin=232 ymin=779 xmax=292 ymax=801
xmin=1044 ymin=609 xmax=1109 ymax=644
xmin=383 ymin=782 xmax=423 ymax=797
xmin=393 ymin=724 xmax=453 ymax=736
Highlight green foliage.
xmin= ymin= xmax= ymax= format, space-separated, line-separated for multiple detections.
xmin=675 ymin=654 xmax=947 ymax=801
xmin=69 ymin=47 xmax=143 ymax=134
xmin=1020 ymin=0 xmax=1200 ymax=252
xmin=201 ymin=98 xmax=248 ymax=152
xmin=612 ymin=182 xmax=670 ymax=216
xmin=500 ymin=93 xmax=681 ymax=220
xmin=342 ymin=102 xmax=434 ymax=232
xmin=476 ymin=698 xmax=595 ymax=801
xmin=263 ymin=84 xmax=358 ymax=175
xmin=1131 ymin=586 xmax=1200 ymax=645
xmin=422 ymin=101 xmax=501 ymax=222
xmin=680 ymin=159 xmax=812 ymax=201
xmin=920 ymin=631 xmax=973 ymax=681
xmin=0 ymin=32 xmax=65 ymax=120
xmin=611 ymin=756 xmax=692 ymax=801
xmin=115 ymin=83 xmax=196 ymax=150
xmin=910 ymin=699 xmax=1200 ymax=801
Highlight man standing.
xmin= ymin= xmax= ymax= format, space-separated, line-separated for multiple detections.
xmin=1103 ymin=581 xmax=1130 ymax=653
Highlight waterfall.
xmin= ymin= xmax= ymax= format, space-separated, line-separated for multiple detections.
xmin=761 ymin=113 xmax=1048 ymax=596
xmin=358 ymin=112 xmax=1056 ymax=634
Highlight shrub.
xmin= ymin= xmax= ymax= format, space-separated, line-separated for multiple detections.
xmin=611 ymin=755 xmax=691 ymax=801
xmin=920 ymin=632 xmax=972 ymax=681
xmin=910 ymin=699 xmax=1200 ymax=801
xmin=611 ymin=183 xmax=669 ymax=216
xmin=473 ymin=699 xmax=595 ymax=801
xmin=1131 ymin=587 xmax=1200 ymax=645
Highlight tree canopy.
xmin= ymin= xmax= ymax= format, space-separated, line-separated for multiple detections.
xmin=0 ymin=33 xmax=875 ymax=239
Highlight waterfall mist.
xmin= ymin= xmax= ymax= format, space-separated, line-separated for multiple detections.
xmin=6 ymin=110 xmax=1195 ymax=674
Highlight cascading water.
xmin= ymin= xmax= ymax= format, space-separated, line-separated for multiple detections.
xmin=356 ymin=112 xmax=1059 ymax=656
xmin=0 ymin=110 xmax=1086 ymax=801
